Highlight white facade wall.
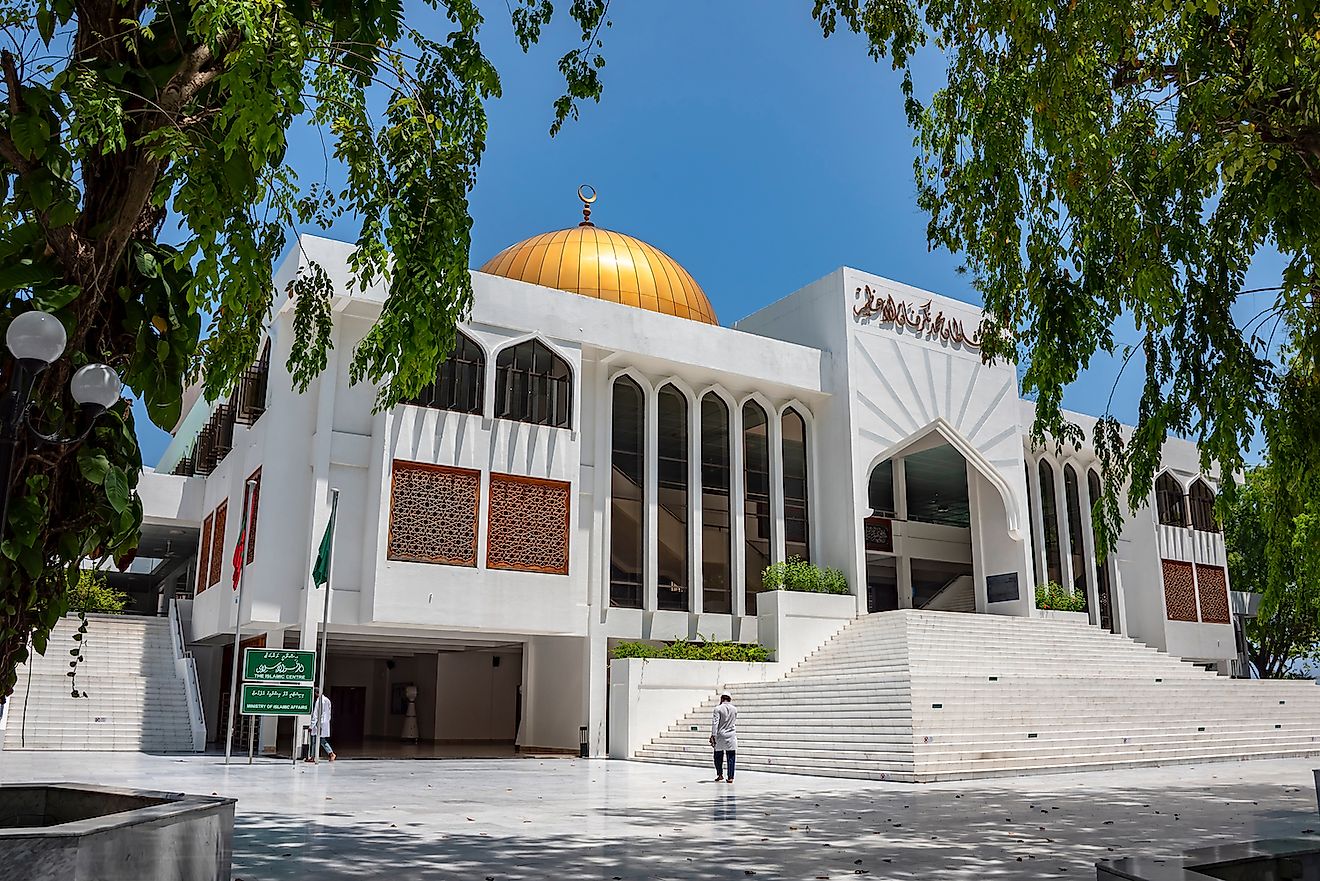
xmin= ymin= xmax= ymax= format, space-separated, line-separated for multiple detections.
xmin=151 ymin=234 xmax=1239 ymax=755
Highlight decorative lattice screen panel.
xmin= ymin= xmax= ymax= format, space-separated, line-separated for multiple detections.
xmin=209 ymin=501 xmax=227 ymax=586
xmin=1195 ymin=564 xmax=1231 ymax=624
xmin=197 ymin=514 xmax=213 ymax=594
xmin=1161 ymin=559 xmax=1197 ymax=622
xmin=387 ymin=461 xmax=481 ymax=566
xmin=487 ymin=473 xmax=571 ymax=574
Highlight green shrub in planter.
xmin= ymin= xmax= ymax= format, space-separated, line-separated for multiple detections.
xmin=1034 ymin=581 xmax=1087 ymax=612
xmin=761 ymin=556 xmax=850 ymax=594
xmin=609 ymin=636 xmax=769 ymax=662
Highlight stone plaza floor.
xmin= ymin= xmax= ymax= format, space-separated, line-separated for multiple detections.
xmin=2 ymin=752 xmax=1319 ymax=880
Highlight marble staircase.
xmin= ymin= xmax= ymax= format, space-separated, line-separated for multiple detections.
xmin=2 ymin=614 xmax=197 ymax=752
xmin=634 ymin=609 xmax=1320 ymax=782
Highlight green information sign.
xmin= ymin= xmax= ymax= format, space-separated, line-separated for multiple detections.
xmin=243 ymin=649 xmax=315 ymax=684
xmin=240 ymin=683 xmax=315 ymax=716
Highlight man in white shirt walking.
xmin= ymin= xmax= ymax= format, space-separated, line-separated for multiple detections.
xmin=306 ymin=688 xmax=336 ymax=762
xmin=710 ymin=691 xmax=737 ymax=783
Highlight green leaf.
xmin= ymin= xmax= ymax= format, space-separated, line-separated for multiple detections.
xmin=104 ymin=467 xmax=130 ymax=514
xmin=9 ymin=114 xmax=50 ymax=159
xmin=77 ymin=447 xmax=111 ymax=485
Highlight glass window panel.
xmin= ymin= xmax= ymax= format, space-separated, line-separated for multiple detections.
xmin=1155 ymin=472 xmax=1187 ymax=527
xmin=1025 ymin=463 xmax=1043 ymax=588
xmin=405 ymin=331 xmax=484 ymax=415
xmin=743 ymin=402 xmax=771 ymax=615
xmin=495 ymin=340 xmax=572 ymax=428
xmin=657 ymin=386 xmax=689 ymax=611
xmin=610 ymin=377 xmax=645 ymax=608
xmin=701 ymin=394 xmax=732 ymax=614
xmin=869 ymin=460 xmax=895 ymax=516
xmin=1189 ymin=480 xmax=1218 ymax=532
xmin=1063 ymin=464 xmax=1089 ymax=603
xmin=782 ymin=408 xmax=810 ymax=562
xmin=1088 ymin=469 xmax=1117 ymax=632
xmin=1038 ymin=460 xmax=1063 ymax=585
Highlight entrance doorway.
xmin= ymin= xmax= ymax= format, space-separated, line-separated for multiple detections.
xmin=328 ymin=686 xmax=366 ymax=749
xmin=865 ymin=440 xmax=977 ymax=614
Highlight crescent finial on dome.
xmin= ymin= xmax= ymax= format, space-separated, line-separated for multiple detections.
xmin=578 ymin=184 xmax=597 ymax=227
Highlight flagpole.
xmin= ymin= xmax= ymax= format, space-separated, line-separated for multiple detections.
xmin=225 ymin=478 xmax=257 ymax=766
xmin=312 ymin=488 xmax=338 ymax=764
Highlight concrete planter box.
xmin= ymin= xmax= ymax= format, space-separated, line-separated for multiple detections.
xmin=0 ymin=784 xmax=235 ymax=881
xmin=1036 ymin=609 xmax=1089 ymax=624
xmin=608 ymin=656 xmax=788 ymax=759
xmin=757 ymin=589 xmax=858 ymax=666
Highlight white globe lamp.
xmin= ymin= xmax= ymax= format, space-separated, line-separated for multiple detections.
xmin=70 ymin=363 xmax=122 ymax=410
xmin=6 ymin=311 xmax=66 ymax=364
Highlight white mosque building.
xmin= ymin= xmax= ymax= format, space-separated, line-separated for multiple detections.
xmin=137 ymin=191 xmax=1240 ymax=758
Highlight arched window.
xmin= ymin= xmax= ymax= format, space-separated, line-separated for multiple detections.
xmin=1088 ymin=469 xmax=1118 ymax=632
xmin=1189 ymin=479 xmax=1218 ymax=533
xmin=609 ymin=377 xmax=645 ymax=608
xmin=656 ymin=385 xmax=689 ymax=611
xmin=782 ymin=407 xmax=811 ymax=562
xmin=1025 ymin=463 xmax=1042 ymax=587
xmin=700 ymin=394 xmax=732 ymax=614
xmin=495 ymin=339 xmax=571 ymax=428
xmin=869 ymin=459 xmax=895 ymax=516
xmin=1155 ymin=472 xmax=1187 ymax=527
xmin=743 ymin=401 xmax=771 ymax=615
xmin=1063 ymin=464 xmax=1090 ymax=602
xmin=407 ymin=331 xmax=484 ymax=415
xmin=1037 ymin=460 xmax=1063 ymax=585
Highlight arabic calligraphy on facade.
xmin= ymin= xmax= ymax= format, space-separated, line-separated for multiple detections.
xmin=852 ymin=285 xmax=981 ymax=351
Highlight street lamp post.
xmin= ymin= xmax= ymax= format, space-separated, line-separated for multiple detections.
xmin=0 ymin=310 xmax=123 ymax=538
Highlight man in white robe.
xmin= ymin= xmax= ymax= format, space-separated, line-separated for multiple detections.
xmin=709 ymin=691 xmax=737 ymax=782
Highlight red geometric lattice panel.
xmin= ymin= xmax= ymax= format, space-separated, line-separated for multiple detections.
xmin=197 ymin=513 xmax=213 ymax=595
xmin=1196 ymin=564 xmax=1231 ymax=624
xmin=209 ymin=501 xmax=227 ymax=587
xmin=486 ymin=473 xmax=571 ymax=575
xmin=387 ymin=461 xmax=481 ymax=566
xmin=1161 ymin=559 xmax=1197 ymax=622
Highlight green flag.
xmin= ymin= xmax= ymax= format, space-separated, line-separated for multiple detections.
xmin=312 ymin=505 xmax=336 ymax=587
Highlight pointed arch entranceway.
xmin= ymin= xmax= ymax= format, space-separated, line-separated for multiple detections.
xmin=861 ymin=419 xmax=1028 ymax=616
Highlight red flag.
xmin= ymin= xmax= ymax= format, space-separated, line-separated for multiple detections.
xmin=232 ymin=489 xmax=250 ymax=590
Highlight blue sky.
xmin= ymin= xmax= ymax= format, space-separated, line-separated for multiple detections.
xmin=135 ymin=1 xmax=1283 ymax=465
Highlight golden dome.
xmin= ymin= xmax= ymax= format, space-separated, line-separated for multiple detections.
xmin=478 ymin=187 xmax=718 ymax=325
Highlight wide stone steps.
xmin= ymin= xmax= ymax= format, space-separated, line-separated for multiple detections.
xmin=4 ymin=614 xmax=197 ymax=753
xmin=634 ymin=609 xmax=1320 ymax=781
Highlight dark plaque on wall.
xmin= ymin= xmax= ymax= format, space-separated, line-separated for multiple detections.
xmin=986 ymin=572 xmax=1020 ymax=604
xmin=864 ymin=517 xmax=893 ymax=553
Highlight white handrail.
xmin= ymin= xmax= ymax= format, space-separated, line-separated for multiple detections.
xmin=168 ymin=599 xmax=207 ymax=752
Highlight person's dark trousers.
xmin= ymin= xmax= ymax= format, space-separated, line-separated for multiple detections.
xmin=714 ymin=750 xmax=736 ymax=779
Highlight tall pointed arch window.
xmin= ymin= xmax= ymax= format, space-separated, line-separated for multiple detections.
xmin=407 ymin=330 xmax=485 ymax=414
xmin=1063 ymin=464 xmax=1089 ymax=601
xmin=782 ymin=407 xmax=810 ymax=562
xmin=1088 ymin=469 xmax=1118 ymax=632
xmin=743 ymin=401 xmax=771 ymax=615
xmin=1037 ymin=460 xmax=1063 ymax=586
xmin=1189 ymin=479 xmax=1218 ymax=533
xmin=656 ymin=385 xmax=689 ymax=611
xmin=1155 ymin=472 xmax=1187 ymax=527
xmin=495 ymin=339 xmax=571 ymax=427
xmin=609 ymin=377 xmax=645 ymax=608
xmin=1025 ymin=463 xmax=1042 ymax=587
xmin=700 ymin=393 xmax=732 ymax=614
